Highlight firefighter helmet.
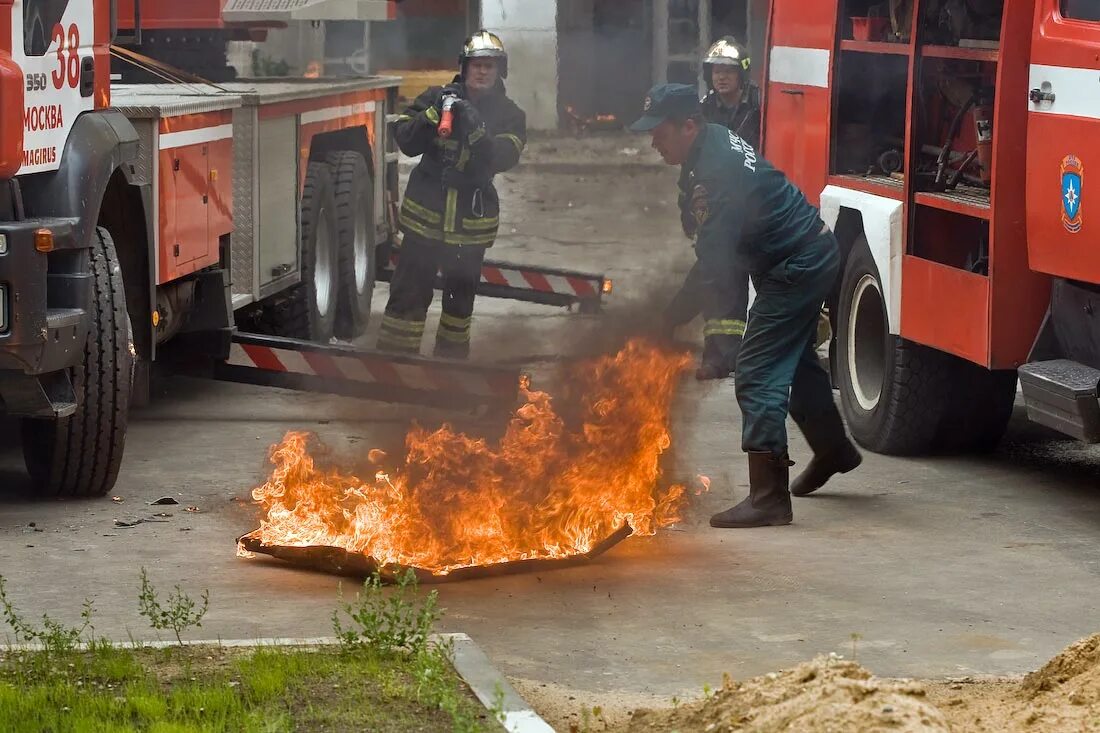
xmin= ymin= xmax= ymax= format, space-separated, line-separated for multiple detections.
xmin=702 ymin=37 xmax=751 ymax=87
xmin=460 ymin=29 xmax=508 ymax=79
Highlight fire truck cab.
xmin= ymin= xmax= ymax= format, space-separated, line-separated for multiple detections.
xmin=763 ymin=0 xmax=1100 ymax=453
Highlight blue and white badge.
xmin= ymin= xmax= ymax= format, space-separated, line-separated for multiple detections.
xmin=1062 ymin=154 xmax=1084 ymax=234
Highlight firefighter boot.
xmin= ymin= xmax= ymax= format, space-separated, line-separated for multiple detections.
xmin=709 ymin=452 xmax=794 ymax=528
xmin=790 ymin=410 xmax=863 ymax=497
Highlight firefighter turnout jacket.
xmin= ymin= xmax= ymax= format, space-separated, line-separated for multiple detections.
xmin=700 ymin=82 xmax=762 ymax=149
xmin=393 ymin=77 xmax=527 ymax=247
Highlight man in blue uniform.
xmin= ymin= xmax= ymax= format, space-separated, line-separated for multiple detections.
xmin=634 ymin=84 xmax=862 ymax=528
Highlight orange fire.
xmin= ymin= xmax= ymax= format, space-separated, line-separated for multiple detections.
xmin=304 ymin=61 xmax=322 ymax=79
xmin=239 ymin=340 xmax=692 ymax=575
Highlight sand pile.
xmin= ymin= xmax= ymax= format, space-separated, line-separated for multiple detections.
xmin=607 ymin=634 xmax=1100 ymax=733
xmin=933 ymin=633 xmax=1100 ymax=732
xmin=620 ymin=654 xmax=949 ymax=733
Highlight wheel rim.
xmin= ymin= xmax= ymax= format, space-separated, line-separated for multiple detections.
xmin=354 ymin=203 xmax=370 ymax=296
xmin=314 ymin=209 xmax=334 ymax=319
xmin=847 ymin=273 xmax=887 ymax=412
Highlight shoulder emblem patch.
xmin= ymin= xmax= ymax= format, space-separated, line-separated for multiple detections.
xmin=691 ymin=184 xmax=710 ymax=229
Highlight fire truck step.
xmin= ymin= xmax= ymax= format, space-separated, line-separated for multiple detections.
xmin=1018 ymin=360 xmax=1100 ymax=443
xmin=215 ymin=332 xmax=523 ymax=412
xmin=379 ymin=253 xmax=610 ymax=312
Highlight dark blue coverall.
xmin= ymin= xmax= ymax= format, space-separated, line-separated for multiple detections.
xmin=685 ymin=123 xmax=841 ymax=456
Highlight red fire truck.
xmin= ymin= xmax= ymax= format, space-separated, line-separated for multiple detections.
xmin=762 ymin=0 xmax=1100 ymax=453
xmin=0 ymin=0 xmax=608 ymax=500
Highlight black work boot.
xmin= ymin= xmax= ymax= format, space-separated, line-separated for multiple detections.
xmin=709 ymin=452 xmax=794 ymax=528
xmin=790 ymin=411 xmax=863 ymax=497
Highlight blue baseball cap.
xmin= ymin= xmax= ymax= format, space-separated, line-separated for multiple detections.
xmin=630 ymin=83 xmax=701 ymax=132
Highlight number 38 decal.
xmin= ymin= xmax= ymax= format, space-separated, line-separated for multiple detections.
xmin=50 ymin=23 xmax=81 ymax=91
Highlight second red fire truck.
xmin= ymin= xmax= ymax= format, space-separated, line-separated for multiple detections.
xmin=763 ymin=0 xmax=1100 ymax=453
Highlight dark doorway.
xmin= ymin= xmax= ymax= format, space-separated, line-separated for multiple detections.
xmin=558 ymin=0 xmax=652 ymax=127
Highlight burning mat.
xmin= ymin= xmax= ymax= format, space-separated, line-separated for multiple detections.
xmin=238 ymin=339 xmax=694 ymax=582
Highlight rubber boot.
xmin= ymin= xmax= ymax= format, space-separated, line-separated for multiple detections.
xmin=709 ymin=452 xmax=794 ymax=528
xmin=790 ymin=411 xmax=863 ymax=497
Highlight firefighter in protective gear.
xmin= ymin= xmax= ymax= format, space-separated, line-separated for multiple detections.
xmin=634 ymin=83 xmax=862 ymax=529
xmin=701 ymin=37 xmax=761 ymax=148
xmin=378 ymin=30 xmax=527 ymax=359
xmin=664 ymin=37 xmax=761 ymax=381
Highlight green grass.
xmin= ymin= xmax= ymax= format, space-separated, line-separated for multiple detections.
xmin=0 ymin=569 xmax=504 ymax=733
xmin=0 ymin=643 xmax=501 ymax=733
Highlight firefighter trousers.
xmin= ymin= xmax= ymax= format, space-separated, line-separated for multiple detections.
xmin=735 ymin=232 xmax=841 ymax=455
xmin=377 ymin=235 xmax=487 ymax=359
xmin=701 ymin=272 xmax=748 ymax=373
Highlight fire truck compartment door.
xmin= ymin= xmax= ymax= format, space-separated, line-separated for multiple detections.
xmin=258 ymin=117 xmax=300 ymax=292
xmin=1026 ymin=0 xmax=1100 ymax=285
xmin=762 ymin=0 xmax=837 ymax=205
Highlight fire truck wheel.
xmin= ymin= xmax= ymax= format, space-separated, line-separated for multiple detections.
xmin=263 ymin=162 xmax=341 ymax=342
xmin=836 ymin=238 xmax=951 ymax=455
xmin=22 ymin=228 xmax=133 ymax=498
xmin=934 ymin=361 xmax=1018 ymax=453
xmin=327 ymin=151 xmax=376 ymax=339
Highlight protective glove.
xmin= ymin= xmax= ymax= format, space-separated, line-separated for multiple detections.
xmin=429 ymin=83 xmax=465 ymax=119
xmin=452 ymin=99 xmax=487 ymax=143
xmin=437 ymin=82 xmax=464 ymax=107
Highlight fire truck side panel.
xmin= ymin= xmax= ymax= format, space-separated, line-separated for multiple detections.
xmin=155 ymin=112 xmax=233 ymax=284
xmin=1027 ymin=1 xmax=1100 ymax=287
xmin=255 ymin=88 xmax=384 ymax=191
xmin=988 ymin=0 xmax=1049 ymax=369
xmin=761 ymin=0 xmax=835 ymax=204
xmin=901 ymin=255 xmax=991 ymax=365
xmin=114 ymin=0 xmax=226 ymax=31
xmin=256 ymin=115 xmax=300 ymax=296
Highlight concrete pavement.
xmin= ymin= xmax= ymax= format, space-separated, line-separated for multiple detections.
xmin=1 ymin=156 xmax=1099 ymax=710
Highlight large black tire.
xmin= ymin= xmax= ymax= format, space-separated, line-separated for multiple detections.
xmin=934 ymin=360 xmax=1018 ymax=453
xmin=327 ymin=151 xmax=376 ymax=340
xmin=22 ymin=228 xmax=132 ymax=498
xmin=836 ymin=238 xmax=952 ymax=455
xmin=259 ymin=162 xmax=340 ymax=342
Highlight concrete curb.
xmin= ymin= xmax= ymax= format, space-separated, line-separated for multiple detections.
xmin=5 ymin=634 xmax=556 ymax=733
xmin=443 ymin=633 xmax=556 ymax=733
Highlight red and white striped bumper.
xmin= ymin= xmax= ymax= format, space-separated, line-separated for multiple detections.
xmin=217 ymin=333 xmax=521 ymax=410
xmin=381 ymin=253 xmax=609 ymax=311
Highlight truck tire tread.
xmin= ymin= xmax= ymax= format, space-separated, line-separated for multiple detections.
xmin=23 ymin=227 xmax=131 ymax=498
xmin=838 ymin=239 xmax=951 ymax=456
xmin=326 ymin=151 xmax=375 ymax=339
xmin=256 ymin=162 xmax=338 ymax=342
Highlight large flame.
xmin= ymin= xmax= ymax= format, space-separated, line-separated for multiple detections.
xmin=240 ymin=339 xmax=692 ymax=575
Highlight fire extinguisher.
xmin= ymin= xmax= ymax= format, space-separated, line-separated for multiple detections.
xmin=973 ymin=92 xmax=994 ymax=185
xmin=438 ymin=94 xmax=459 ymax=139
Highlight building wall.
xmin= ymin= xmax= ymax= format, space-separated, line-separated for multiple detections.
xmin=370 ymin=0 xmax=468 ymax=71
xmin=481 ymin=0 xmax=559 ymax=129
